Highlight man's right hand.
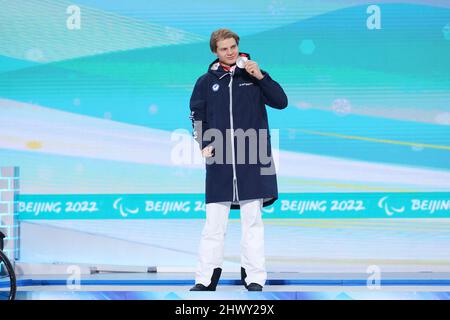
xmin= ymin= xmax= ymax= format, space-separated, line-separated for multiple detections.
xmin=202 ymin=145 xmax=214 ymax=158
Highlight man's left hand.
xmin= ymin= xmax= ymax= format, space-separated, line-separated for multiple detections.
xmin=244 ymin=61 xmax=264 ymax=80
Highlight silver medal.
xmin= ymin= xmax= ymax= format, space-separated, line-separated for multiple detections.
xmin=236 ymin=56 xmax=248 ymax=68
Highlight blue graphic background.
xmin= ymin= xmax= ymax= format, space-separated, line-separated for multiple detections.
xmin=0 ymin=0 xmax=449 ymax=270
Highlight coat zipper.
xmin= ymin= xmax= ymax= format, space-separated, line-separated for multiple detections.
xmin=228 ymin=72 xmax=239 ymax=203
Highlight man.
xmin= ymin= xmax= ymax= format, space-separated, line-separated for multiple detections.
xmin=189 ymin=29 xmax=288 ymax=291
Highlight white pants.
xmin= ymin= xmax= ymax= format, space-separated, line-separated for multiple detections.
xmin=194 ymin=198 xmax=267 ymax=287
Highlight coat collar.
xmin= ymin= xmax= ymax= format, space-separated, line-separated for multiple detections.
xmin=208 ymin=52 xmax=251 ymax=79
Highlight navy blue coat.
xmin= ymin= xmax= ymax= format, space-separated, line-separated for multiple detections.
xmin=189 ymin=53 xmax=288 ymax=209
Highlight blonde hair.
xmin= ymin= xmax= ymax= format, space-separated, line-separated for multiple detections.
xmin=209 ymin=29 xmax=240 ymax=53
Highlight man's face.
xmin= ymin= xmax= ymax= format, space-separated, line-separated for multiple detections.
xmin=215 ymin=37 xmax=239 ymax=66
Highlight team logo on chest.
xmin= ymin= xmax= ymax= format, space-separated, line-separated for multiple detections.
xmin=212 ymin=83 xmax=220 ymax=92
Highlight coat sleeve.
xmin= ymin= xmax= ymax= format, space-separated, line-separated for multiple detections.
xmin=255 ymin=71 xmax=288 ymax=109
xmin=189 ymin=76 xmax=210 ymax=150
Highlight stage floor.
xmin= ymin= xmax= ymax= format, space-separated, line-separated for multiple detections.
xmin=12 ymin=272 xmax=450 ymax=300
